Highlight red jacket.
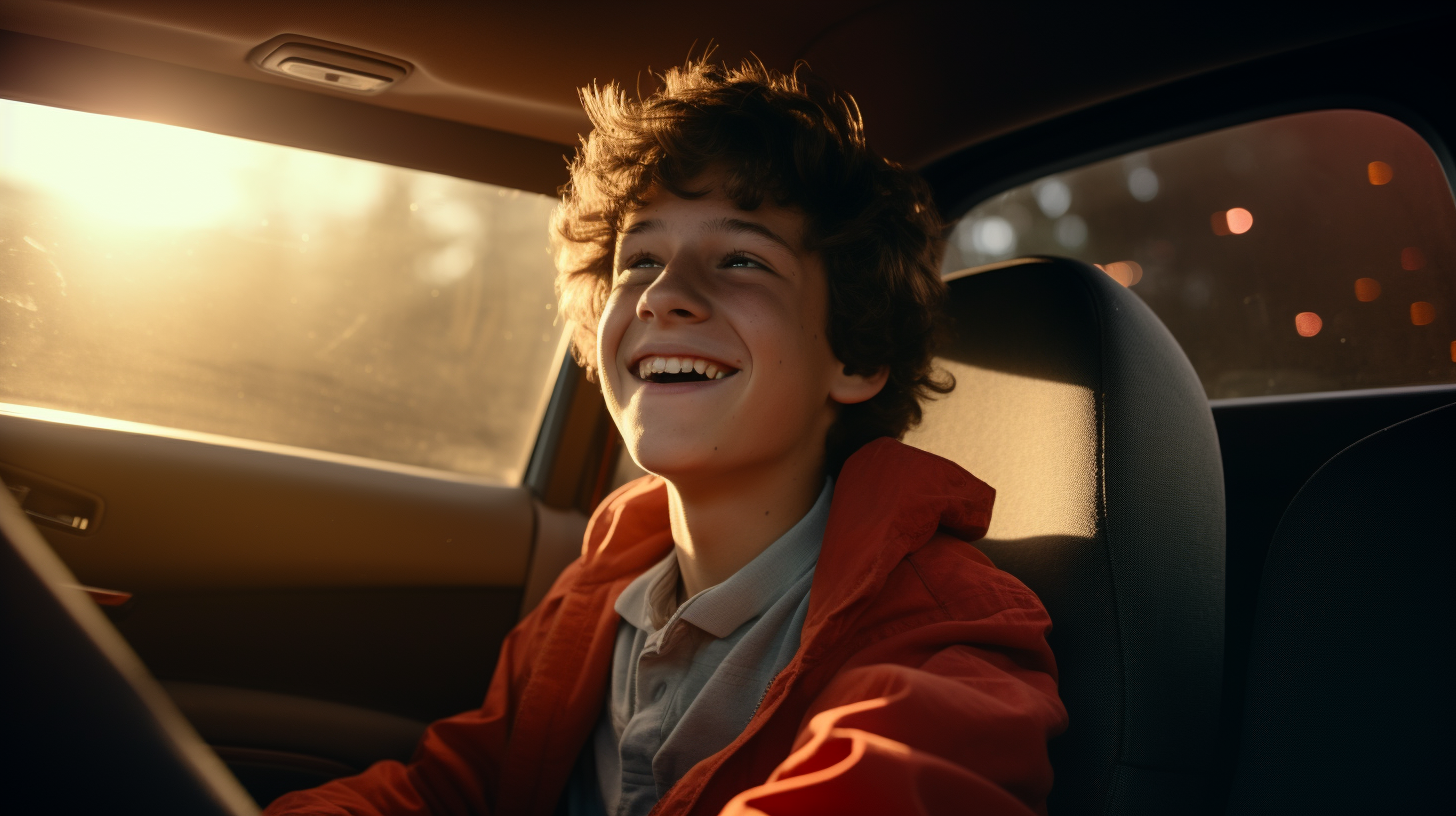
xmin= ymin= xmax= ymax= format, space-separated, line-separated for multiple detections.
xmin=266 ymin=439 xmax=1068 ymax=816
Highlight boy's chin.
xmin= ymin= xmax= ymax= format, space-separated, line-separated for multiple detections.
xmin=628 ymin=439 xmax=736 ymax=483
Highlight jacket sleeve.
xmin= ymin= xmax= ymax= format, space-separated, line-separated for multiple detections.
xmin=719 ymin=611 xmax=1067 ymax=816
xmin=262 ymin=582 xmax=565 ymax=816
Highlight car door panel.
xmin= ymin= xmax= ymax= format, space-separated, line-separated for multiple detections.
xmin=163 ymin=681 xmax=427 ymax=806
xmin=0 ymin=409 xmax=533 ymax=591
xmin=0 ymin=406 xmax=541 ymax=803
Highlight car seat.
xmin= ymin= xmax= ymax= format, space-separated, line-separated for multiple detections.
xmin=905 ymin=256 xmax=1226 ymax=815
xmin=1225 ymin=401 xmax=1455 ymax=814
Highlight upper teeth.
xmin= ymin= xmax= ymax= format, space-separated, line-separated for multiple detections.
xmin=638 ymin=356 xmax=730 ymax=380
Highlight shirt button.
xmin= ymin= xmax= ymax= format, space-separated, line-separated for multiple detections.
xmin=652 ymin=683 xmax=667 ymax=702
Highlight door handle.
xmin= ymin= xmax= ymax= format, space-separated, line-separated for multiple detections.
xmin=1 ymin=467 xmax=102 ymax=535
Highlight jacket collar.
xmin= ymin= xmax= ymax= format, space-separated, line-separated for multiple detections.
xmin=575 ymin=438 xmax=995 ymax=634
xmin=802 ymin=437 xmax=994 ymax=652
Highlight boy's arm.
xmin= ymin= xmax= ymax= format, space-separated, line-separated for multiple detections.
xmin=262 ymin=593 xmax=555 ymax=816
xmin=721 ymin=613 xmax=1067 ymax=816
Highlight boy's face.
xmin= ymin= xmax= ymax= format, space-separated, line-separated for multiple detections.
xmin=598 ymin=181 xmax=885 ymax=484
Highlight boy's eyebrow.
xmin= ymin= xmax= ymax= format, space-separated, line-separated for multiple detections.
xmin=708 ymin=217 xmax=795 ymax=251
xmin=619 ymin=216 xmax=797 ymax=252
xmin=622 ymin=218 xmax=662 ymax=236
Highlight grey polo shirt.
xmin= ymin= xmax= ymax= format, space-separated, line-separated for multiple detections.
xmin=571 ymin=478 xmax=833 ymax=816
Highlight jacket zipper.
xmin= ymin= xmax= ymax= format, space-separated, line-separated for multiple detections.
xmin=750 ymin=668 xmax=786 ymax=722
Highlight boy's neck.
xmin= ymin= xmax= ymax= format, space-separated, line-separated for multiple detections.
xmin=664 ymin=455 xmax=827 ymax=599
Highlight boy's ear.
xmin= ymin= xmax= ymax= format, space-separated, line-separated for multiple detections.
xmin=828 ymin=363 xmax=889 ymax=406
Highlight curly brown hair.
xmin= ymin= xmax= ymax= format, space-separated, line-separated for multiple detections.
xmin=553 ymin=57 xmax=952 ymax=473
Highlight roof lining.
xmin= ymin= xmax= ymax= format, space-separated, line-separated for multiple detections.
xmin=0 ymin=28 xmax=572 ymax=195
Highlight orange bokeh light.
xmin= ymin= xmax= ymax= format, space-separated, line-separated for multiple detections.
xmin=1295 ymin=312 xmax=1323 ymax=337
xmin=1226 ymin=207 xmax=1254 ymax=234
xmin=1101 ymin=260 xmax=1143 ymax=287
xmin=1355 ymin=277 xmax=1382 ymax=301
xmin=1450 ymin=341 xmax=1456 ymax=363
xmin=1401 ymin=247 xmax=1426 ymax=270
xmin=1368 ymin=161 xmax=1394 ymax=185
xmin=1411 ymin=302 xmax=1436 ymax=326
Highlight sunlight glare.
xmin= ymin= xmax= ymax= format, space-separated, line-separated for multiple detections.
xmin=0 ymin=100 xmax=386 ymax=231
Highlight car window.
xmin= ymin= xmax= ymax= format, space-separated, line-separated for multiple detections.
xmin=0 ymin=100 xmax=565 ymax=483
xmin=944 ymin=109 xmax=1456 ymax=400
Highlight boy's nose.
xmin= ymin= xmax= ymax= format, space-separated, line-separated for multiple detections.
xmin=637 ymin=264 xmax=710 ymax=323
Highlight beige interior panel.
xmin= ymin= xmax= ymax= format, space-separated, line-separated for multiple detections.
xmin=903 ymin=360 xmax=1099 ymax=543
xmin=0 ymin=411 xmax=533 ymax=591
xmin=519 ymin=501 xmax=588 ymax=618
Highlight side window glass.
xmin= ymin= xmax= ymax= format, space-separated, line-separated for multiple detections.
xmin=0 ymin=100 xmax=565 ymax=483
xmin=945 ymin=109 xmax=1456 ymax=399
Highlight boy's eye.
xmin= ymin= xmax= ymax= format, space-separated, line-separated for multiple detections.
xmin=615 ymin=255 xmax=662 ymax=284
xmin=723 ymin=254 xmax=765 ymax=270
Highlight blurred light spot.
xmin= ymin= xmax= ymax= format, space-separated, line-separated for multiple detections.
xmin=1295 ymin=312 xmax=1323 ymax=337
xmin=1035 ymin=180 xmax=1071 ymax=218
xmin=1367 ymin=161 xmax=1393 ymax=185
xmin=1127 ymin=167 xmax=1160 ymax=201
xmin=1355 ymin=278 xmax=1381 ymax=302
xmin=1054 ymin=214 xmax=1087 ymax=248
xmin=970 ymin=216 xmax=1016 ymax=256
xmin=1450 ymin=340 xmax=1455 ymax=363
xmin=418 ymin=198 xmax=481 ymax=237
xmin=1226 ymin=208 xmax=1254 ymax=234
xmin=1211 ymin=211 xmax=1231 ymax=236
xmin=1411 ymin=301 xmax=1435 ymax=326
xmin=422 ymin=242 xmax=475 ymax=284
xmin=1101 ymin=261 xmax=1143 ymax=287
xmin=1401 ymin=247 xmax=1426 ymax=270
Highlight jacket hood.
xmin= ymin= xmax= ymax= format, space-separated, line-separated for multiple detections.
xmin=575 ymin=439 xmax=995 ymax=621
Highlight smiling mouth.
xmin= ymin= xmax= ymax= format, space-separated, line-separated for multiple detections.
xmin=636 ymin=355 xmax=739 ymax=384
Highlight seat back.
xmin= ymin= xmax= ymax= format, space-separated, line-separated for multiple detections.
xmin=905 ymin=257 xmax=1225 ymax=815
xmin=1226 ymin=402 xmax=1455 ymax=814
xmin=0 ymin=481 xmax=258 ymax=814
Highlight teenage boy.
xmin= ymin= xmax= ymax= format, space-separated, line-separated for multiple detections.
xmin=267 ymin=59 xmax=1066 ymax=816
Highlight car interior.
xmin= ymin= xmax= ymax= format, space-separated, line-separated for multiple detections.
xmin=1 ymin=2 xmax=1452 ymax=814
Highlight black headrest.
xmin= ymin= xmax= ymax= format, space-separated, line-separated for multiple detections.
xmin=1227 ymin=401 xmax=1455 ymax=814
xmin=0 ymin=483 xmax=258 ymax=814
xmin=906 ymin=256 xmax=1225 ymax=815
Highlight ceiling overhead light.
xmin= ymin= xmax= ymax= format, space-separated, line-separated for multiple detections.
xmin=249 ymin=36 xmax=411 ymax=95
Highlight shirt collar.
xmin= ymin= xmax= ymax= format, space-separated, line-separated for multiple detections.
xmin=615 ymin=478 xmax=834 ymax=638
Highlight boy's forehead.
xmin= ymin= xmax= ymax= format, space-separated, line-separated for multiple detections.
xmin=617 ymin=190 xmax=806 ymax=250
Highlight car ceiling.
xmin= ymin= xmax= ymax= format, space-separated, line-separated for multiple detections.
xmin=0 ymin=0 xmax=1443 ymax=170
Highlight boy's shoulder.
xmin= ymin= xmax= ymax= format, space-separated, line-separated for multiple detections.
xmin=907 ymin=532 xmax=1046 ymax=619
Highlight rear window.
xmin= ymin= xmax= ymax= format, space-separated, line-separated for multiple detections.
xmin=944 ymin=109 xmax=1456 ymax=400
xmin=0 ymin=100 xmax=565 ymax=483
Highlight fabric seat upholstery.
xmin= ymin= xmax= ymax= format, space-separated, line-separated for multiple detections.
xmin=1226 ymin=401 xmax=1455 ymax=814
xmin=905 ymin=256 xmax=1226 ymax=815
